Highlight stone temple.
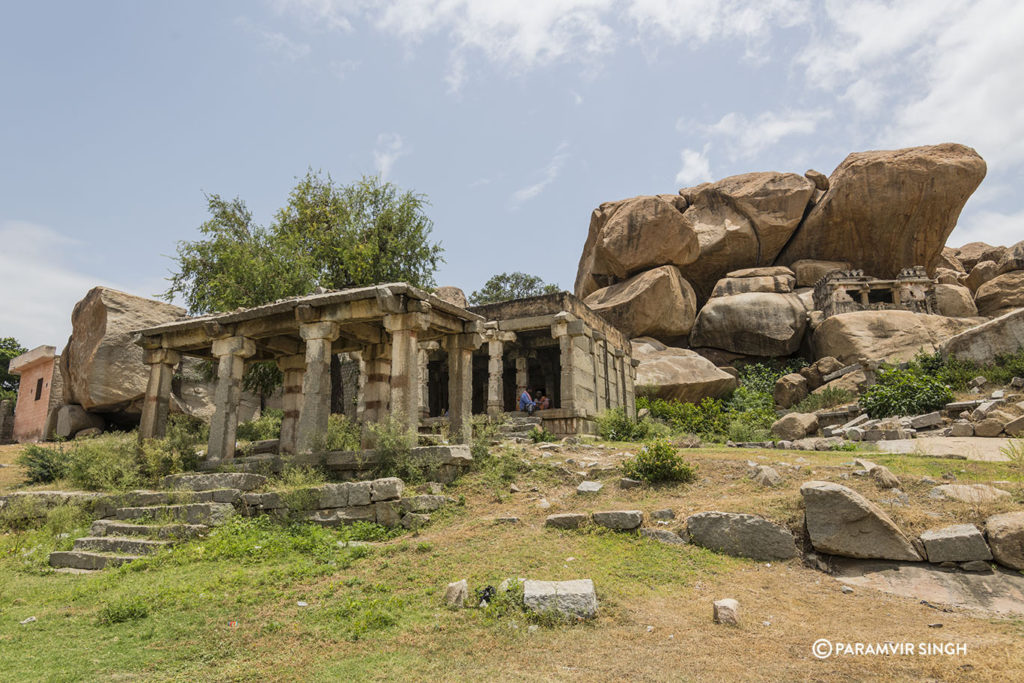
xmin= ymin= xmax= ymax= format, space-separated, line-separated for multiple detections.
xmin=134 ymin=283 xmax=637 ymax=463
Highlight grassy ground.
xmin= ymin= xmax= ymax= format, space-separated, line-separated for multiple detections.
xmin=1 ymin=440 xmax=1023 ymax=681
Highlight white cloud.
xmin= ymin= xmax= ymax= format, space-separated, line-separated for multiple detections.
xmin=675 ymin=146 xmax=713 ymax=186
xmin=270 ymin=0 xmax=360 ymax=32
xmin=949 ymin=207 xmax=1024 ymax=248
xmin=693 ymin=108 xmax=830 ymax=161
xmin=511 ymin=142 xmax=570 ymax=205
xmin=329 ymin=59 xmax=360 ymax=79
xmin=628 ymin=0 xmax=809 ymax=46
xmin=0 ymin=221 xmax=122 ymax=349
xmin=373 ymin=133 xmax=407 ymax=179
xmin=236 ymin=17 xmax=311 ymax=61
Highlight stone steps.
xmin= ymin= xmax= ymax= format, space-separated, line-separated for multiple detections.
xmin=72 ymin=536 xmax=170 ymax=555
xmin=48 ymin=550 xmax=142 ymax=571
xmin=114 ymin=502 xmax=236 ymax=526
xmin=90 ymin=520 xmax=209 ymax=540
xmin=161 ymin=472 xmax=267 ymax=492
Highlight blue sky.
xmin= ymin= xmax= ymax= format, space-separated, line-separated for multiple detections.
xmin=2 ymin=0 xmax=1023 ymax=348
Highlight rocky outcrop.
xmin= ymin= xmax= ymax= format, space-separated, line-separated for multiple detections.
xmin=791 ymin=259 xmax=851 ymax=287
xmin=575 ymin=173 xmax=815 ymax=302
xmin=812 ymin=310 xmax=978 ymax=365
xmin=690 ymin=292 xmax=807 ymax=356
xmin=933 ymin=284 xmax=978 ymax=318
xmin=710 ymin=267 xmax=795 ymax=297
xmin=574 ymin=194 xmax=698 ymax=298
xmin=686 ymin=511 xmax=798 ymax=560
xmin=975 ymin=271 xmax=1024 ymax=317
xmin=60 ymin=288 xmax=187 ymax=413
xmin=631 ymin=337 xmax=737 ymax=402
xmin=996 ymin=240 xmax=1024 ymax=275
xmin=584 ymin=265 xmax=697 ymax=341
xmin=801 ymin=481 xmax=922 ymax=561
xmin=955 ymin=242 xmax=1004 ymax=271
xmin=940 ymin=308 xmax=1024 ymax=364
xmin=776 ymin=144 xmax=986 ymax=277
xmin=965 ymin=260 xmax=999 ymax=293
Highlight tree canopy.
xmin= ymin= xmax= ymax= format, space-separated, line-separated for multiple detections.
xmin=469 ymin=272 xmax=561 ymax=305
xmin=164 ymin=171 xmax=444 ymax=394
xmin=1 ymin=337 xmax=28 ymax=401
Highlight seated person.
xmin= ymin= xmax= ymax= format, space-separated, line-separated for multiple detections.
xmin=518 ymin=387 xmax=536 ymax=415
xmin=536 ymin=390 xmax=551 ymax=410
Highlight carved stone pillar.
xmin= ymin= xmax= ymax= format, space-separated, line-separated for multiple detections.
xmin=296 ymin=322 xmax=340 ymax=454
xmin=384 ymin=312 xmax=428 ymax=437
xmin=445 ymin=330 xmax=482 ymax=443
xmin=139 ymin=347 xmax=181 ymax=441
xmin=276 ymin=354 xmax=305 ymax=455
xmin=207 ymin=336 xmax=256 ymax=462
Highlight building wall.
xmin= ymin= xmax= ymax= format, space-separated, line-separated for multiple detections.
xmin=13 ymin=356 xmax=59 ymax=443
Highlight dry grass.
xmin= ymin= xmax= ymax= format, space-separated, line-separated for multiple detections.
xmin=0 ymin=443 xmax=25 ymax=491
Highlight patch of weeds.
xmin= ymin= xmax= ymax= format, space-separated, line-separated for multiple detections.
xmin=65 ymin=433 xmax=143 ymax=491
xmin=595 ymin=407 xmax=656 ymax=441
xmin=16 ymin=442 xmax=69 ymax=484
xmin=310 ymin=414 xmax=361 ymax=452
xmin=735 ymin=359 xmax=808 ymax=395
xmin=529 ymin=426 xmax=558 ymax=443
xmin=621 ymin=438 xmax=697 ymax=484
xmin=793 ymin=386 xmax=855 ymax=413
xmin=1000 ymin=439 xmax=1024 ymax=490
xmin=828 ymin=441 xmax=858 ymax=452
xmin=236 ymin=409 xmax=283 ymax=441
xmin=327 ymin=595 xmax=403 ymax=641
xmin=0 ymin=496 xmax=47 ymax=532
xmin=414 ymin=541 xmax=433 ymax=553
xmin=860 ymin=365 xmax=953 ymax=418
xmin=470 ymin=415 xmax=502 ymax=460
xmin=97 ymin=596 xmax=150 ymax=625
xmin=480 ymin=579 xmax=525 ymax=620
xmin=368 ymin=417 xmax=435 ymax=483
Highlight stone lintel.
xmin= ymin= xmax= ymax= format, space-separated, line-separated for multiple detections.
xmin=299 ymin=321 xmax=341 ymax=341
xmin=143 ymin=347 xmax=181 ymax=366
xmin=211 ymin=336 xmax=256 ymax=359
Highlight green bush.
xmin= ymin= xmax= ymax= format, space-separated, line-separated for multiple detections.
xmin=367 ymin=417 xmax=432 ymax=483
xmin=529 ymin=426 xmax=557 ymax=443
xmin=65 ymin=433 xmax=143 ymax=491
xmin=16 ymin=442 xmax=69 ymax=484
xmin=237 ymin=409 xmax=283 ymax=441
xmin=310 ymin=413 xmax=361 ymax=452
xmin=469 ymin=416 xmax=501 ymax=461
xmin=792 ymin=386 xmax=855 ymax=413
xmin=595 ymin=407 xmax=653 ymax=441
xmin=621 ymin=438 xmax=697 ymax=484
xmin=860 ymin=366 xmax=954 ymax=418
xmin=735 ymin=359 xmax=807 ymax=395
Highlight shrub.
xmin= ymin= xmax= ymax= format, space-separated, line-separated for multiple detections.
xmin=735 ymin=359 xmax=807 ymax=395
xmin=860 ymin=366 xmax=953 ymax=418
xmin=595 ymin=407 xmax=653 ymax=441
xmin=529 ymin=426 xmax=557 ymax=443
xmin=792 ymin=386 xmax=855 ymax=413
xmin=621 ymin=438 xmax=697 ymax=484
xmin=236 ymin=409 xmax=283 ymax=442
xmin=97 ymin=596 xmax=150 ymax=625
xmin=17 ymin=442 xmax=69 ymax=484
xmin=367 ymin=417 xmax=432 ymax=483
xmin=65 ymin=433 xmax=142 ymax=491
xmin=469 ymin=416 xmax=501 ymax=461
xmin=310 ymin=413 xmax=361 ymax=453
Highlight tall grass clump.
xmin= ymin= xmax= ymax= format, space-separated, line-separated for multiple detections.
xmin=621 ymin=438 xmax=697 ymax=484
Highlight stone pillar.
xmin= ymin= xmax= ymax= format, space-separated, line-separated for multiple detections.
xmin=207 ymin=336 xmax=256 ymax=462
xmin=276 ymin=354 xmax=305 ymax=455
xmin=139 ymin=347 xmax=180 ymax=441
xmin=487 ymin=338 xmax=505 ymax=416
xmin=384 ymin=313 xmax=427 ymax=437
xmin=296 ymin=322 xmax=340 ymax=454
xmin=418 ymin=344 xmax=432 ymax=419
xmin=361 ymin=343 xmax=392 ymax=427
xmin=515 ymin=353 xmax=529 ymax=394
xmin=626 ymin=358 xmax=639 ymax=419
xmin=445 ymin=331 xmax=482 ymax=443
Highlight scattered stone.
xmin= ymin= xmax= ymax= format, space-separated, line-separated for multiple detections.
xmin=960 ymin=560 xmax=992 ymax=573
xmin=592 ymin=510 xmax=643 ymax=530
xmin=523 ymin=579 xmax=598 ymax=620
xmin=920 ymin=525 xmax=993 ymax=563
xmin=640 ymin=528 xmax=686 ymax=545
xmin=929 ymin=484 xmax=1012 ymax=504
xmin=750 ymin=465 xmax=783 ymax=487
xmin=493 ymin=516 xmax=520 ymax=525
xmin=545 ymin=513 xmax=589 ymax=530
xmin=536 ymin=498 xmax=551 ymax=510
xmin=509 ymin=483 xmax=521 ymax=493
xmin=576 ymin=481 xmax=603 ymax=494
xmin=973 ymin=418 xmax=1004 ymax=438
xmin=400 ymin=513 xmax=430 ymax=529
xmin=840 ymin=586 xmax=854 ymax=594
xmin=800 ymin=481 xmax=922 ymax=561
xmin=713 ymin=598 xmax=739 ymax=625
xmin=949 ymin=420 xmax=974 ymax=437
xmin=870 ymin=465 xmax=901 ymax=490
xmin=650 ymin=509 xmax=675 ymax=521
xmin=910 ymin=412 xmax=943 ymax=430
xmin=19 ymin=616 xmax=36 ymax=625
xmin=771 ymin=412 xmax=819 ymax=441
xmin=631 ymin=337 xmax=737 ymax=403
xmin=985 ymin=511 xmax=1024 ymax=571
xmin=618 ymin=478 xmax=642 ymax=490
xmin=445 ymin=580 xmax=468 ymax=608
xmin=686 ymin=511 xmax=798 ymax=560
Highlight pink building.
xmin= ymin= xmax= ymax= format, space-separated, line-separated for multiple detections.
xmin=9 ymin=345 xmax=64 ymax=443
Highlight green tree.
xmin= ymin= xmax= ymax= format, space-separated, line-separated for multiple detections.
xmin=1 ymin=337 xmax=28 ymax=400
xmin=164 ymin=171 xmax=444 ymax=396
xmin=468 ymin=271 xmax=560 ymax=305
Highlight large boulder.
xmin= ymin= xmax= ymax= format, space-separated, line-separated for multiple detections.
xmin=955 ymin=242 xmax=1004 ymax=271
xmin=584 ymin=265 xmax=697 ymax=341
xmin=574 ymin=194 xmax=698 ymax=298
xmin=985 ymin=511 xmax=1024 ymax=571
xmin=776 ymin=144 xmax=987 ymax=277
xmin=774 ymin=373 xmax=808 ymax=408
xmin=709 ymin=267 xmax=795 ymax=297
xmin=791 ymin=259 xmax=851 ymax=288
xmin=631 ymin=337 xmax=737 ymax=402
xmin=975 ymin=271 xmax=1024 ymax=317
xmin=575 ymin=173 xmax=815 ymax=302
xmin=689 ymin=292 xmax=807 ymax=356
xmin=812 ymin=310 xmax=978 ymax=365
xmin=686 ymin=511 xmax=798 ymax=560
xmin=965 ymin=260 xmax=999 ymax=293
xmin=800 ymin=481 xmax=923 ymax=561
xmin=60 ymin=288 xmax=186 ymax=412
xmin=771 ymin=412 xmax=818 ymax=441
xmin=996 ymin=240 xmax=1024 ymax=275
xmin=933 ymin=284 xmax=978 ymax=318
xmin=940 ymin=308 xmax=1024 ymax=364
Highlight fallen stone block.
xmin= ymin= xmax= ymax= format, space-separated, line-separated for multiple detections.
xmin=920 ymin=524 xmax=993 ymax=563
xmin=576 ymin=481 xmax=603 ymax=494
xmin=545 ymin=513 xmax=589 ymax=529
xmin=370 ymin=477 xmax=404 ymax=502
xmin=910 ymin=412 xmax=943 ymax=429
xmin=713 ymin=598 xmax=739 ymax=625
xmin=640 ymin=528 xmax=686 ymax=545
xmin=591 ymin=510 xmax=643 ymax=530
xmin=985 ymin=511 xmax=1024 ymax=571
xmin=445 ymin=579 xmax=468 ymax=608
xmin=929 ymin=484 xmax=1011 ymax=504
xmin=523 ymin=579 xmax=598 ymax=620
xmin=686 ymin=511 xmax=797 ymax=560
xmin=161 ymin=472 xmax=267 ymax=492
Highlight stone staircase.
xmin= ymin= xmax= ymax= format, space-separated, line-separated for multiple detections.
xmin=48 ymin=473 xmax=262 ymax=572
xmin=498 ymin=415 xmax=543 ymax=442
